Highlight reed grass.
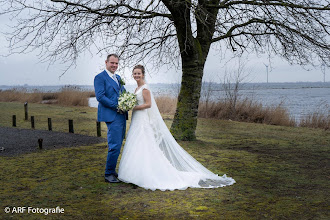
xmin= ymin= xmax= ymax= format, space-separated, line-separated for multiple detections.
xmin=157 ymin=97 xmax=297 ymax=127
xmin=0 ymin=86 xmax=94 ymax=107
xmin=0 ymin=89 xmax=43 ymax=103
xmin=1 ymin=88 xmax=328 ymax=129
xmin=56 ymin=87 xmax=90 ymax=106
xmin=300 ymin=105 xmax=330 ymax=130
xmin=154 ymin=96 xmax=177 ymax=115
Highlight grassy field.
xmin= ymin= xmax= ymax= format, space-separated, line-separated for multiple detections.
xmin=0 ymin=102 xmax=108 ymax=136
xmin=0 ymin=102 xmax=329 ymax=219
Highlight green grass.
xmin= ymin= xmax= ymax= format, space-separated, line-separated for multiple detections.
xmin=0 ymin=101 xmax=121 ymax=137
xmin=0 ymin=102 xmax=329 ymax=219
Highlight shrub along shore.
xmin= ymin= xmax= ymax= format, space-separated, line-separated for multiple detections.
xmin=0 ymin=88 xmax=329 ymax=130
xmin=0 ymin=86 xmax=95 ymax=106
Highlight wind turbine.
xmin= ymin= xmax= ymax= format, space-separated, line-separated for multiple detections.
xmin=321 ymin=64 xmax=326 ymax=83
xmin=263 ymin=63 xmax=269 ymax=83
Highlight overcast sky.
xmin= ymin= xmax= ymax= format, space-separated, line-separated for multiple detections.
xmin=0 ymin=14 xmax=327 ymax=86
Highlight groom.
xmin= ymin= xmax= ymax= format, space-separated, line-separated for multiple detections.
xmin=94 ymin=54 xmax=128 ymax=183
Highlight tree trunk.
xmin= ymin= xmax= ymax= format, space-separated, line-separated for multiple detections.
xmin=163 ymin=0 xmax=217 ymax=140
xmin=170 ymin=57 xmax=205 ymax=140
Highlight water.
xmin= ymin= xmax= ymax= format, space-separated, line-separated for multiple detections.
xmin=199 ymin=82 xmax=330 ymax=121
xmin=1 ymin=82 xmax=329 ymax=121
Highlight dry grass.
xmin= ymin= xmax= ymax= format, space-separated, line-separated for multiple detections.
xmin=0 ymin=89 xmax=44 ymax=103
xmin=1 ymin=88 xmax=327 ymax=129
xmin=300 ymin=111 xmax=330 ymax=130
xmin=56 ymin=86 xmax=90 ymax=106
xmin=0 ymin=86 xmax=93 ymax=106
xmin=155 ymin=96 xmax=177 ymax=115
xmin=198 ymin=98 xmax=296 ymax=127
xmin=156 ymin=96 xmax=297 ymax=127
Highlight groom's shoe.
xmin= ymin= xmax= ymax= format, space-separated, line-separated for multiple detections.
xmin=105 ymin=175 xmax=120 ymax=183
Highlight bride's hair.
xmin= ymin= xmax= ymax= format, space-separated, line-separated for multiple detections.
xmin=133 ymin=64 xmax=145 ymax=79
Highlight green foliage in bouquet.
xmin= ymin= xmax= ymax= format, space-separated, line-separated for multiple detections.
xmin=117 ymin=91 xmax=137 ymax=112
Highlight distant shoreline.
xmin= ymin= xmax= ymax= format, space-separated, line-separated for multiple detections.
xmin=1 ymin=83 xmax=329 ymax=129
xmin=1 ymin=81 xmax=330 ymax=92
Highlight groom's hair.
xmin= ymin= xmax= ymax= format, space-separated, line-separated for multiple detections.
xmin=107 ymin=54 xmax=119 ymax=61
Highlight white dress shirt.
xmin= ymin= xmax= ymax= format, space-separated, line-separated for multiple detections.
xmin=105 ymin=69 xmax=119 ymax=86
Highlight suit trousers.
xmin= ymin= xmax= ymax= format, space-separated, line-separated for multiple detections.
xmin=105 ymin=113 xmax=126 ymax=176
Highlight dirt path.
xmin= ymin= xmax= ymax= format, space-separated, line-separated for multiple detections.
xmin=0 ymin=126 xmax=106 ymax=156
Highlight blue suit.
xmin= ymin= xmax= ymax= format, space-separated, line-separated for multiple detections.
xmin=94 ymin=70 xmax=127 ymax=176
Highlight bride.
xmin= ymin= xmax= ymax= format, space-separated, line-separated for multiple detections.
xmin=118 ymin=65 xmax=235 ymax=191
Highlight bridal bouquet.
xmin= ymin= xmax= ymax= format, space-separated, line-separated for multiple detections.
xmin=117 ymin=91 xmax=137 ymax=112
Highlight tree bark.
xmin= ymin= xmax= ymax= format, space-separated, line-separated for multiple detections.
xmin=170 ymin=58 xmax=205 ymax=140
xmin=164 ymin=0 xmax=217 ymax=140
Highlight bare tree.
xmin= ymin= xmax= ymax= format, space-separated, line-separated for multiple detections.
xmin=1 ymin=0 xmax=329 ymax=140
xmin=200 ymin=80 xmax=217 ymax=118
xmin=221 ymin=59 xmax=250 ymax=119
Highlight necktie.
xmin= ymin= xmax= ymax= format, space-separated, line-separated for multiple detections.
xmin=112 ymin=74 xmax=119 ymax=86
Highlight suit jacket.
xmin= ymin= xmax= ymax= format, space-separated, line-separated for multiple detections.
xmin=94 ymin=70 xmax=127 ymax=122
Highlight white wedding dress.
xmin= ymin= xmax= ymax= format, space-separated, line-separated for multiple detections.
xmin=118 ymin=84 xmax=235 ymax=191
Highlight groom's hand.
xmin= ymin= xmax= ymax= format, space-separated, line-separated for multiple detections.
xmin=117 ymin=109 xmax=125 ymax=114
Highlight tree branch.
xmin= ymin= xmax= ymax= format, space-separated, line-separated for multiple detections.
xmin=49 ymin=0 xmax=172 ymax=19
xmin=209 ymin=0 xmax=330 ymax=11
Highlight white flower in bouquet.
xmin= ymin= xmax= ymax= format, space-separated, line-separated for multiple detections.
xmin=117 ymin=91 xmax=137 ymax=112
